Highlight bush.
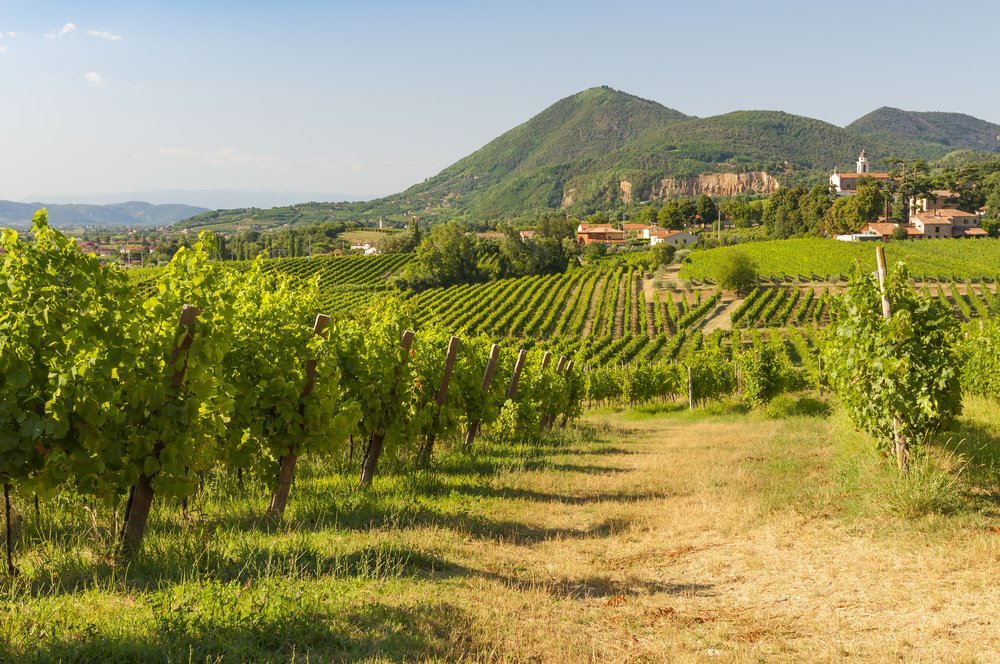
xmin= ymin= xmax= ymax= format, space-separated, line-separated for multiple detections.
xmin=650 ymin=242 xmax=676 ymax=268
xmin=890 ymin=226 xmax=909 ymax=241
xmin=714 ymin=250 xmax=758 ymax=294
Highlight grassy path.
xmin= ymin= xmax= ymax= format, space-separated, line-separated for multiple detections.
xmin=421 ymin=409 xmax=1000 ymax=662
xmin=5 ymin=405 xmax=1000 ymax=662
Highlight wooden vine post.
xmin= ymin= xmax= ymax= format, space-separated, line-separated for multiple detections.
xmin=875 ymin=246 xmax=909 ymax=472
xmin=359 ymin=329 xmax=415 ymax=488
xmin=688 ymin=365 xmax=694 ymax=411
xmin=545 ymin=356 xmax=568 ymax=429
xmin=464 ymin=343 xmax=500 ymax=448
xmin=504 ymin=349 xmax=528 ymax=403
xmin=267 ymin=314 xmax=330 ymax=519
xmin=122 ymin=304 xmax=200 ymax=556
xmin=560 ymin=360 xmax=575 ymax=428
xmin=420 ymin=336 xmax=461 ymax=466
xmin=4 ymin=483 xmax=14 ymax=577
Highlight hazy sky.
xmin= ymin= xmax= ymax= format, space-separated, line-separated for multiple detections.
xmin=2 ymin=0 xmax=998 ymax=206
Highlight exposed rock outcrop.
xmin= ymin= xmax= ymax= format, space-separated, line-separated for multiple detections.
xmin=562 ymin=188 xmax=575 ymax=207
xmin=619 ymin=180 xmax=633 ymax=205
xmin=652 ymin=171 xmax=779 ymax=198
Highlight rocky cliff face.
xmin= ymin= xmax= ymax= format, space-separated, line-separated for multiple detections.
xmin=619 ymin=180 xmax=633 ymax=205
xmin=652 ymin=171 xmax=779 ymax=198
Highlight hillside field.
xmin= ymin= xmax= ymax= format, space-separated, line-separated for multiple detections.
xmin=679 ymin=238 xmax=1000 ymax=282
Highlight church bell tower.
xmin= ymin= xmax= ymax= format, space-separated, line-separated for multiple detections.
xmin=856 ymin=150 xmax=870 ymax=174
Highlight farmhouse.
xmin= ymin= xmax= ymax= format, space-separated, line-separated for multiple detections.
xmin=859 ymin=210 xmax=987 ymax=240
xmin=649 ymin=229 xmax=699 ymax=248
xmin=623 ymin=223 xmax=658 ymax=238
xmin=576 ymin=223 xmax=626 ymax=245
xmin=830 ymin=150 xmax=893 ymax=194
xmin=857 ymin=222 xmax=921 ymax=240
xmin=911 ymin=209 xmax=987 ymax=238
xmin=911 ymin=190 xmax=962 ymax=213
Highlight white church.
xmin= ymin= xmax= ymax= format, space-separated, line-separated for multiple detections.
xmin=830 ymin=150 xmax=893 ymax=194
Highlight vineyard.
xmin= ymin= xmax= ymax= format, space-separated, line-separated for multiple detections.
xmin=408 ymin=265 xmax=730 ymax=369
xmin=3 ymin=216 xmax=1000 ymax=662
xmin=131 ymin=253 xmax=412 ymax=313
xmin=0 ymin=215 xmax=581 ymax=568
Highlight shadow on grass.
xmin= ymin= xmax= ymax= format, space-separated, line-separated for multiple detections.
xmin=471 ymin=566 xmax=717 ymax=600
xmin=5 ymin=421 xmax=660 ymax=600
xmin=930 ymin=420 xmax=1000 ymax=506
xmin=8 ymin=599 xmax=484 ymax=664
xmin=441 ymin=484 xmax=675 ymax=506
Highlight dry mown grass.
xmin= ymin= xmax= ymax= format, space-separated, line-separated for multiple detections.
xmin=411 ymin=406 xmax=1000 ymax=663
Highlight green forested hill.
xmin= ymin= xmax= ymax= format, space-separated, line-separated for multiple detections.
xmin=848 ymin=107 xmax=1000 ymax=156
xmin=176 ymin=89 xmax=999 ymax=229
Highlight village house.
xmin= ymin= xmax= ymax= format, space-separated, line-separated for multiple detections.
xmin=911 ymin=209 xmax=987 ymax=238
xmin=350 ymin=242 xmax=380 ymax=256
xmin=857 ymin=193 xmax=988 ymax=239
xmin=830 ymin=150 xmax=893 ymax=194
xmin=575 ymin=223 xmax=625 ymax=245
xmin=854 ymin=222 xmax=921 ymax=241
xmin=622 ymin=223 xmax=658 ymax=239
xmin=649 ymin=229 xmax=699 ymax=248
xmin=910 ymin=190 xmax=962 ymax=213
xmin=120 ymin=244 xmax=145 ymax=267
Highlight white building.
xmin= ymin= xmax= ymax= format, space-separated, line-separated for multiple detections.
xmin=830 ymin=150 xmax=893 ymax=194
xmin=649 ymin=229 xmax=699 ymax=248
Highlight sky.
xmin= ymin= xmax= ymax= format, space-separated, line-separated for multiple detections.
xmin=1 ymin=0 xmax=998 ymax=208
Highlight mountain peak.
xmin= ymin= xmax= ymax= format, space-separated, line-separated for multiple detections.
xmin=848 ymin=107 xmax=1000 ymax=153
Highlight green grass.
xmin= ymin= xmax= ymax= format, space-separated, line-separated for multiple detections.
xmin=338 ymin=229 xmax=397 ymax=244
xmin=680 ymin=237 xmax=1000 ymax=282
xmin=0 ymin=428 xmax=597 ymax=663
xmin=757 ymin=395 xmax=1000 ymax=530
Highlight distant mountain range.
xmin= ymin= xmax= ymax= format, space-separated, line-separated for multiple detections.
xmin=27 ymin=189 xmax=377 ymax=210
xmin=172 ymin=88 xmax=1000 ymax=228
xmin=0 ymin=200 xmax=210 ymax=228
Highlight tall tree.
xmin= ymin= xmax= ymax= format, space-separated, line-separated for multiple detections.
xmin=695 ymin=194 xmax=718 ymax=226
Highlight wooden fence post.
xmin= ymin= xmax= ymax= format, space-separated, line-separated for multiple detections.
xmin=420 ymin=336 xmax=461 ymax=466
xmin=267 ymin=314 xmax=330 ymax=519
xmin=122 ymin=304 xmax=200 ymax=556
xmin=540 ymin=351 xmax=552 ymax=371
xmin=360 ymin=329 xmax=415 ymax=488
xmin=464 ymin=343 xmax=500 ymax=448
xmin=876 ymin=246 xmax=908 ymax=472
